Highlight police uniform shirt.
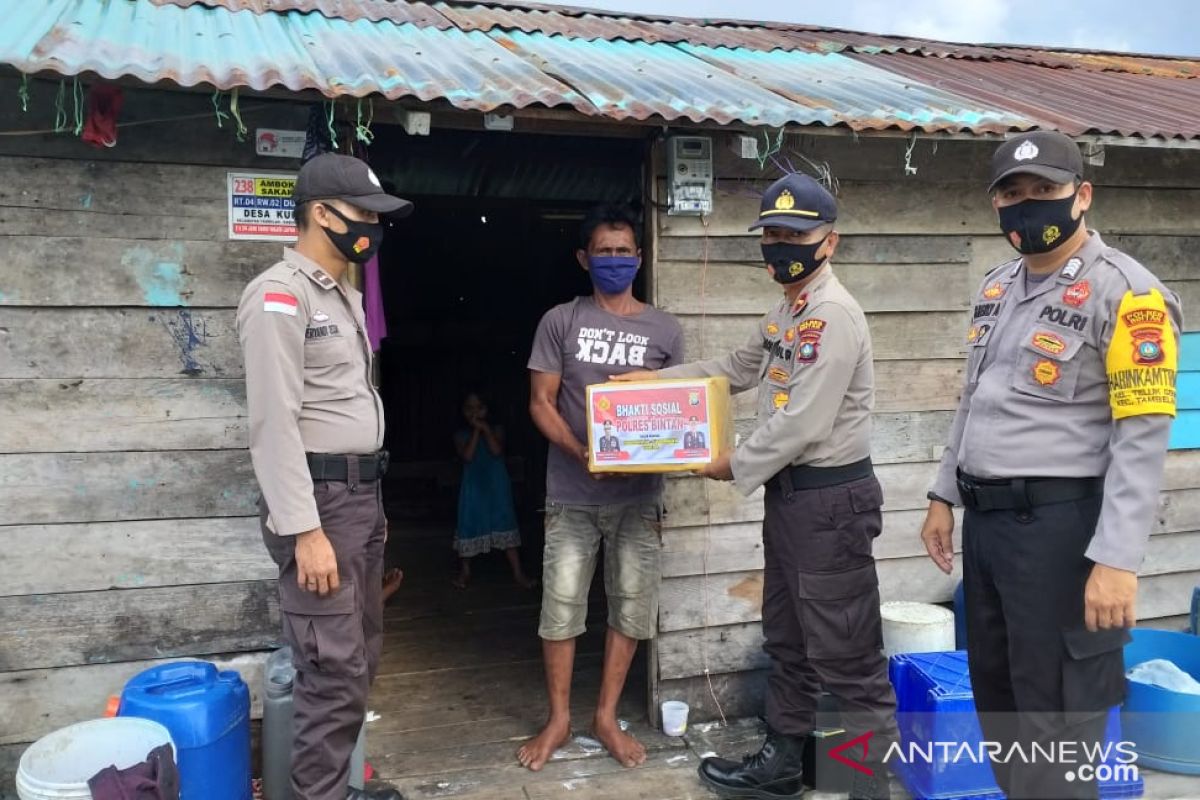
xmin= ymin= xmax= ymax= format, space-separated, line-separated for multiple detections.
xmin=932 ymin=232 xmax=1182 ymax=571
xmin=237 ymin=248 xmax=385 ymax=536
xmin=659 ymin=268 xmax=874 ymax=495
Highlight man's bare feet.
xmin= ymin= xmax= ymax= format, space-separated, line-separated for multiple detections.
xmin=516 ymin=716 xmax=571 ymax=772
xmin=382 ymin=568 xmax=403 ymax=604
xmin=593 ymin=714 xmax=646 ymax=768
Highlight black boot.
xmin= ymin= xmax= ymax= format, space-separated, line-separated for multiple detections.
xmin=697 ymin=728 xmax=806 ymax=799
xmin=348 ymin=786 xmax=404 ymax=800
xmin=848 ymin=765 xmax=890 ymax=800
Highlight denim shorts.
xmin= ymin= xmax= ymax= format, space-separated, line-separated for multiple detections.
xmin=538 ymin=499 xmax=663 ymax=641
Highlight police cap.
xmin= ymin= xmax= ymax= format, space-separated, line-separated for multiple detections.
xmin=988 ymin=131 xmax=1084 ymax=193
xmin=293 ymin=153 xmax=414 ymax=217
xmin=748 ymin=173 xmax=837 ymax=233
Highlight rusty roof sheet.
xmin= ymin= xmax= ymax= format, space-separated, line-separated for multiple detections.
xmin=678 ymin=45 xmax=1031 ymax=133
xmin=869 ymin=52 xmax=1200 ymax=140
xmin=4 ymin=0 xmax=1198 ymax=140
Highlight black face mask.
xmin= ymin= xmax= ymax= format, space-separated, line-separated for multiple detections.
xmin=320 ymin=205 xmax=383 ymax=264
xmin=997 ymin=193 xmax=1082 ymax=255
xmin=761 ymin=237 xmax=829 ymax=284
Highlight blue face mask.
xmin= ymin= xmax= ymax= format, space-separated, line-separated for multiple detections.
xmin=588 ymin=255 xmax=640 ymax=294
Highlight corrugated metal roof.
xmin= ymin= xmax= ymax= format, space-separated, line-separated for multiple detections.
xmin=3 ymin=0 xmax=1198 ymax=140
xmin=484 ymin=31 xmax=804 ymax=126
xmin=6 ymin=0 xmax=592 ymax=112
xmin=870 ymin=52 xmax=1200 ymax=140
xmin=678 ymin=46 xmax=1030 ymax=133
xmin=149 ymin=0 xmax=1200 ymax=70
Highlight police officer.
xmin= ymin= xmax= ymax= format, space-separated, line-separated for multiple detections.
xmin=237 ymin=153 xmax=411 ymax=800
xmin=921 ymin=131 xmax=1182 ymax=800
xmin=623 ymin=173 xmax=897 ymax=800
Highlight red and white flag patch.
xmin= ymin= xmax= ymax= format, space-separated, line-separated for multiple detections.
xmin=263 ymin=292 xmax=298 ymax=316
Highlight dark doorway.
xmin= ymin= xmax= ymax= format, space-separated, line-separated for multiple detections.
xmin=363 ymin=127 xmax=660 ymax=786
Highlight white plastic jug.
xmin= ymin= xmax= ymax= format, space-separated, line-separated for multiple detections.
xmin=16 ymin=717 xmax=173 ymax=800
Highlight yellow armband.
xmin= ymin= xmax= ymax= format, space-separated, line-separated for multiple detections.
xmin=1106 ymin=287 xmax=1177 ymax=419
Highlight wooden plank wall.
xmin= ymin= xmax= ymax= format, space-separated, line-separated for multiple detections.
xmin=650 ymin=134 xmax=1200 ymax=720
xmin=0 ymin=79 xmax=313 ymax=771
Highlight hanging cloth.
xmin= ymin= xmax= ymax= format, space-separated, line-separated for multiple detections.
xmin=81 ymin=84 xmax=124 ymax=148
xmin=363 ymin=253 xmax=388 ymax=352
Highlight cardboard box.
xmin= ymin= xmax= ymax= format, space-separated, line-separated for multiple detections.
xmin=586 ymin=377 xmax=733 ymax=473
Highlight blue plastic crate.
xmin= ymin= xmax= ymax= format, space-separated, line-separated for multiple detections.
xmin=888 ymin=650 xmax=1143 ymax=800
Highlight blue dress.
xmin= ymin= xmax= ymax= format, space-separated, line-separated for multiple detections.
xmin=454 ymin=428 xmax=520 ymax=558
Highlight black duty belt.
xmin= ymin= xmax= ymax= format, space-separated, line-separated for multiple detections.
xmin=956 ymin=470 xmax=1102 ymax=512
xmin=306 ymin=451 xmax=389 ymax=482
xmin=769 ymin=457 xmax=873 ymax=492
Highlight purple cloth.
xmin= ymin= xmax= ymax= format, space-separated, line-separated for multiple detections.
xmin=363 ymin=254 xmax=388 ymax=352
xmin=88 ymin=743 xmax=180 ymax=800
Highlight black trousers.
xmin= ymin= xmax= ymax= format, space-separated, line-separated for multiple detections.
xmin=963 ymin=493 xmax=1129 ymax=800
xmin=762 ymin=474 xmax=898 ymax=759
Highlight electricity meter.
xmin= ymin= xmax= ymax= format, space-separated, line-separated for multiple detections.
xmin=667 ymin=136 xmax=713 ymax=216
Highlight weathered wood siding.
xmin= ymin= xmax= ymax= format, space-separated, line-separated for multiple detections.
xmin=651 ymin=135 xmax=1200 ymax=721
xmin=0 ymin=80 xmax=306 ymax=763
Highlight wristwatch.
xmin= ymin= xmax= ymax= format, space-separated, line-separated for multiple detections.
xmin=927 ymin=491 xmax=954 ymax=508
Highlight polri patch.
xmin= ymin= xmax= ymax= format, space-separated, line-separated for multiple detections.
xmin=1038 ymin=305 xmax=1089 ymax=333
xmin=772 ymin=391 xmax=789 ymax=410
xmin=796 ymin=338 xmax=820 ymax=363
xmin=1062 ymin=281 xmax=1090 ymax=308
xmin=264 ymin=291 xmax=298 ymax=315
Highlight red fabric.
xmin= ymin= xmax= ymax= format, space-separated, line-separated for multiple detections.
xmin=82 ymin=85 xmax=124 ymax=149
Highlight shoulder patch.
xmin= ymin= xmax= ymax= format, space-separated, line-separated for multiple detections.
xmin=1106 ymin=286 xmax=1177 ymax=419
xmin=263 ymin=291 xmax=298 ymax=315
xmin=796 ymin=318 xmax=827 ymax=334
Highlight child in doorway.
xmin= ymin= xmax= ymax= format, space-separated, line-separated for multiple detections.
xmin=453 ymin=392 xmax=536 ymax=590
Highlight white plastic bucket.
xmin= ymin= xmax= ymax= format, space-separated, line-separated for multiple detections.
xmin=661 ymin=700 xmax=690 ymax=736
xmin=16 ymin=718 xmax=173 ymax=800
xmin=881 ymin=601 xmax=956 ymax=656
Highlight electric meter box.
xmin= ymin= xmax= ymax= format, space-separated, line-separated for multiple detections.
xmin=667 ymin=136 xmax=713 ymax=216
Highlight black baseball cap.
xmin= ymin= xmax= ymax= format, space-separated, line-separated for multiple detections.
xmin=988 ymin=131 xmax=1084 ymax=192
xmin=748 ymin=173 xmax=837 ymax=233
xmin=293 ymin=153 xmax=413 ymax=217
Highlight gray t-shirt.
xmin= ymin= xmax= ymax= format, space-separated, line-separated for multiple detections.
xmin=528 ymin=296 xmax=685 ymax=505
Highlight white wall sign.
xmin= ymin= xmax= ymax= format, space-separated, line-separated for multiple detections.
xmin=255 ymin=128 xmax=306 ymax=158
